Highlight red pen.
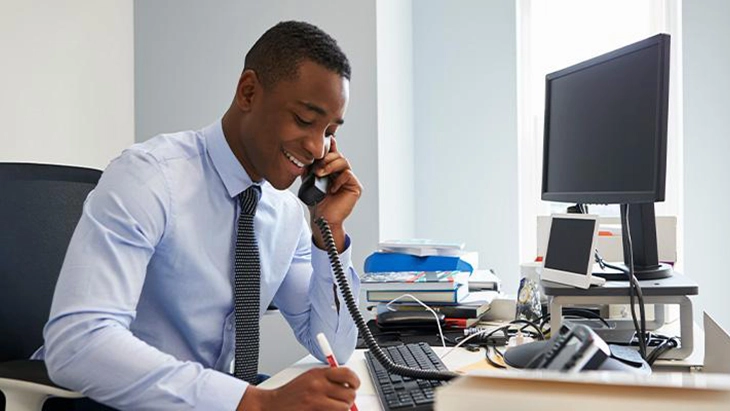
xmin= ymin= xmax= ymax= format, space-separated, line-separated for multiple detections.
xmin=316 ymin=332 xmax=359 ymax=411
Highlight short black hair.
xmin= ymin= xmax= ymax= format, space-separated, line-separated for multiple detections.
xmin=244 ymin=21 xmax=351 ymax=88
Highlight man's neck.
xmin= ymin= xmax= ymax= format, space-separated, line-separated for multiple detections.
xmin=221 ymin=110 xmax=262 ymax=182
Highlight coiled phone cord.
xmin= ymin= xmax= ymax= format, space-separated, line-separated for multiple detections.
xmin=315 ymin=217 xmax=458 ymax=381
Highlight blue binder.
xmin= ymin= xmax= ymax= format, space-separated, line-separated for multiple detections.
xmin=364 ymin=252 xmax=474 ymax=273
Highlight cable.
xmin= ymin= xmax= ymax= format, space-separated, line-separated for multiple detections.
xmin=511 ymin=319 xmax=546 ymax=340
xmin=594 ymin=251 xmax=648 ymax=357
xmin=584 ymin=205 xmax=648 ymax=359
xmin=441 ymin=319 xmax=547 ymax=361
xmin=646 ymin=336 xmax=679 ymax=365
xmin=315 ymin=217 xmax=458 ymax=381
xmin=485 ymin=345 xmax=506 ymax=369
xmin=441 ymin=324 xmax=511 ymax=360
xmin=620 ymin=204 xmax=647 ymax=359
xmin=596 ymin=254 xmax=644 ymax=344
xmin=384 ymin=294 xmax=447 ymax=348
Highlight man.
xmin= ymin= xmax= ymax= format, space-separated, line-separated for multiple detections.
xmin=39 ymin=21 xmax=363 ymax=410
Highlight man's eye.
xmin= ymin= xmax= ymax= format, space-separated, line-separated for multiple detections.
xmin=294 ymin=115 xmax=313 ymax=126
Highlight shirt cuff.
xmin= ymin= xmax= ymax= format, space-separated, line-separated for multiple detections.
xmin=198 ymin=370 xmax=248 ymax=411
xmin=311 ymin=234 xmax=353 ymax=273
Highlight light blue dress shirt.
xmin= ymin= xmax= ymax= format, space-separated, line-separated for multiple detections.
xmin=37 ymin=121 xmax=360 ymax=410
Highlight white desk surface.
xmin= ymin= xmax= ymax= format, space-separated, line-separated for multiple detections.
xmin=257 ymin=346 xmax=486 ymax=411
xmin=258 ymin=319 xmax=705 ymax=410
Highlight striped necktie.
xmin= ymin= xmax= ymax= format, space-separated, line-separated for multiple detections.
xmin=233 ymin=185 xmax=261 ymax=384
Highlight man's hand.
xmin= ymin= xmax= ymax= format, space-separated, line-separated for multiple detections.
xmin=309 ymin=137 xmax=362 ymax=252
xmin=238 ymin=367 xmax=360 ymax=411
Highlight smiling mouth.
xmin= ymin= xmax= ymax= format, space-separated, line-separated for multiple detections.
xmin=283 ymin=149 xmax=306 ymax=168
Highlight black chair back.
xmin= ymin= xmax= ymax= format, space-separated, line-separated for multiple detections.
xmin=0 ymin=163 xmax=101 ymax=362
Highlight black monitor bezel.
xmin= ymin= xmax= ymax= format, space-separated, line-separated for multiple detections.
xmin=541 ymin=33 xmax=670 ymax=204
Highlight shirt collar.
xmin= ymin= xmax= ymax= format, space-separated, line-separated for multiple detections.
xmin=204 ymin=120 xmax=262 ymax=199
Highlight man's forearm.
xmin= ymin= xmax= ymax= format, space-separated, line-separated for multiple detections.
xmin=44 ymin=314 xmax=246 ymax=410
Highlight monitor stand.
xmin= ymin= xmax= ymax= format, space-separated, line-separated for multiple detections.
xmin=541 ymin=273 xmax=698 ymax=360
xmin=592 ymin=203 xmax=673 ymax=281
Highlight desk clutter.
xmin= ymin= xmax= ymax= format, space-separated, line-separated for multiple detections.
xmin=363 ymin=239 xmax=501 ymax=330
xmin=353 ymin=233 xmax=724 ymax=411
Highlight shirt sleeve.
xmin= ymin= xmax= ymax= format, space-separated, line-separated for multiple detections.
xmin=42 ymin=150 xmax=248 ymax=411
xmin=272 ymin=216 xmax=360 ymax=364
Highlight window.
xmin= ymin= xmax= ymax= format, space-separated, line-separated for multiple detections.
xmin=517 ymin=0 xmax=683 ymax=266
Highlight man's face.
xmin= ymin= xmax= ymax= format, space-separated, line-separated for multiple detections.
xmin=240 ymin=60 xmax=349 ymax=190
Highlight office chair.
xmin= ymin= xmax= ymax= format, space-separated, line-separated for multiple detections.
xmin=0 ymin=163 xmax=101 ymax=411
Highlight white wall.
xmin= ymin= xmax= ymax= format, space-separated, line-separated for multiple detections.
xmin=134 ymin=0 xmax=379 ymax=375
xmin=376 ymin=0 xmax=415 ymax=241
xmin=0 ymin=0 xmax=134 ymax=169
xmin=683 ymin=0 xmax=730 ymax=331
xmin=413 ymin=0 xmax=520 ymax=292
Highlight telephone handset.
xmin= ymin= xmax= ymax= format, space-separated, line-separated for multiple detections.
xmin=298 ymin=137 xmax=331 ymax=206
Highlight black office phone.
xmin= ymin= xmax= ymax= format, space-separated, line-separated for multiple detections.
xmin=297 ymin=137 xmax=331 ymax=206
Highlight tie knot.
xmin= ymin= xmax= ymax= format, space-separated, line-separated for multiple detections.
xmin=238 ymin=185 xmax=261 ymax=216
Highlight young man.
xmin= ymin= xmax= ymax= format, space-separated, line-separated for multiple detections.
xmin=39 ymin=21 xmax=363 ymax=410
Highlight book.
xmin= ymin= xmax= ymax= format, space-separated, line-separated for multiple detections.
xmin=378 ymin=239 xmax=466 ymax=257
xmin=364 ymin=252 xmax=477 ymax=273
xmin=360 ymin=270 xmax=470 ymax=291
xmin=366 ymin=284 xmax=469 ymax=304
xmin=376 ymin=290 xmax=499 ymax=318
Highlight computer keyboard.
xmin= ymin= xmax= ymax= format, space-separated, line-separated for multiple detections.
xmin=363 ymin=342 xmax=449 ymax=411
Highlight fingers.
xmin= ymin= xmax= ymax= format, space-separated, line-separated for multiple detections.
xmin=313 ymin=137 xmax=361 ymax=195
xmin=325 ymin=367 xmax=361 ymax=390
xmin=323 ymin=368 xmax=358 ymax=407
xmin=328 ymin=169 xmax=362 ymax=195
xmin=315 ymin=153 xmax=349 ymax=177
xmin=324 ymin=383 xmax=357 ymax=405
xmin=315 ymin=137 xmax=349 ymax=176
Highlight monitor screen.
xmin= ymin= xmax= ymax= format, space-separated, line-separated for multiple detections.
xmin=542 ymin=34 xmax=670 ymax=204
xmin=544 ymin=217 xmax=596 ymax=275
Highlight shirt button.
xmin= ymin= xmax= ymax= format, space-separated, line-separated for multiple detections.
xmin=226 ymin=321 xmax=233 ymax=331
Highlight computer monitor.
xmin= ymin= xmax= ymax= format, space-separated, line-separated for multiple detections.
xmin=541 ymin=33 xmax=672 ymax=280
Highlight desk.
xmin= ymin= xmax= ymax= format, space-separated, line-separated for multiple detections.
xmin=258 ymin=347 xmax=487 ymax=411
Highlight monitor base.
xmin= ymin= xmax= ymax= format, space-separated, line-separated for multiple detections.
xmin=593 ymin=262 xmax=673 ymax=281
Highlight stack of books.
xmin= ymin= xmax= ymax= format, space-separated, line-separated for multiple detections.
xmin=361 ymin=270 xmax=470 ymax=304
xmin=374 ymin=290 xmax=500 ymax=328
xmin=362 ymin=239 xmax=498 ymax=328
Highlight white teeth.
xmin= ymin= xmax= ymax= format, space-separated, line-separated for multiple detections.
xmin=283 ymin=150 xmax=305 ymax=168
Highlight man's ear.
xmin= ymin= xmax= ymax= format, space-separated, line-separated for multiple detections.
xmin=235 ymin=69 xmax=259 ymax=112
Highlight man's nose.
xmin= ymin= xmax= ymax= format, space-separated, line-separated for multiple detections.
xmin=303 ymin=135 xmax=328 ymax=160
